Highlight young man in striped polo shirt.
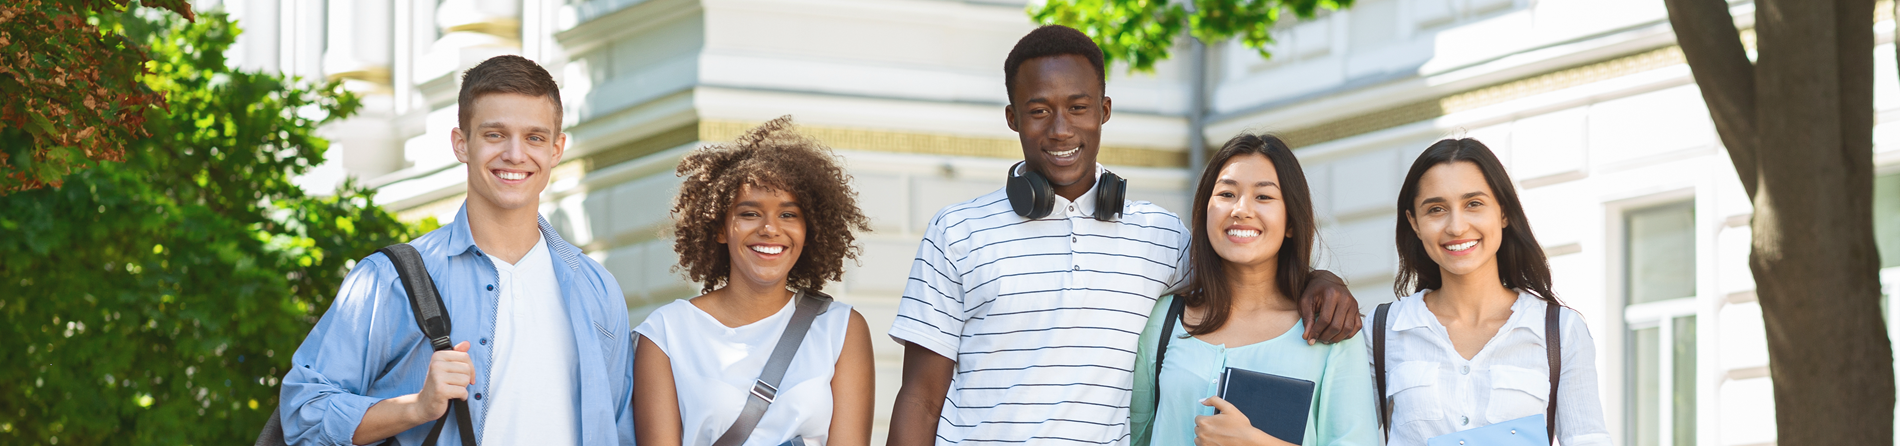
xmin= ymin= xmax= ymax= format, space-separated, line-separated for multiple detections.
xmin=886 ymin=25 xmax=1365 ymax=445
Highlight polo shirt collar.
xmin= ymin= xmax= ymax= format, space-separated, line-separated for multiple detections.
xmin=1049 ymin=164 xmax=1108 ymax=218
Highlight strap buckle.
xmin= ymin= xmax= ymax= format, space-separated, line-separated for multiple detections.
xmin=750 ymin=380 xmax=778 ymax=403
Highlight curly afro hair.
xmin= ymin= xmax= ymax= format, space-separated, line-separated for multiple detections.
xmin=671 ymin=116 xmax=871 ymax=294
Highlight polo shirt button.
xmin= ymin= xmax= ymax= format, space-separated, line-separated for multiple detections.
xmin=1460 ymin=416 xmax=1468 ymax=425
xmin=479 ymin=338 xmax=488 ymax=346
xmin=474 ymin=393 xmax=483 ymax=401
xmin=1068 ymin=205 xmax=1075 ymax=213
xmin=1072 ymin=265 xmax=1080 ymax=271
xmin=486 ymin=284 xmax=495 ymax=291
xmin=1460 ymin=365 xmax=1469 ymax=375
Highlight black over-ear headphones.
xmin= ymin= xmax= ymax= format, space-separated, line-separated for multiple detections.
xmin=1005 ymin=161 xmax=1127 ymax=221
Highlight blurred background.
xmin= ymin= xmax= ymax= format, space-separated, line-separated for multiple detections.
xmin=6 ymin=0 xmax=1899 ymax=444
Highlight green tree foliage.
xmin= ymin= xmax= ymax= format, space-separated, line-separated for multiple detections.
xmin=1031 ymin=0 xmax=1354 ymax=72
xmin=0 ymin=9 xmax=433 ymax=444
xmin=0 ymin=0 xmax=192 ymax=193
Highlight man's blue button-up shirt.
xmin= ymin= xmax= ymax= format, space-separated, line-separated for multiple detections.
xmin=280 ymin=204 xmax=634 ymax=445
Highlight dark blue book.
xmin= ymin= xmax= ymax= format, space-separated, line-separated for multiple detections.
xmin=1216 ymin=367 xmax=1317 ymax=445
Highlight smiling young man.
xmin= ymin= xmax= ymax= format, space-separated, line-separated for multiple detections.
xmin=279 ymin=55 xmax=634 ymax=446
xmin=886 ymin=26 xmax=1365 ymax=446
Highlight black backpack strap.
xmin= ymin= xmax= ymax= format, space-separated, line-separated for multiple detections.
xmin=1373 ymin=302 xmax=1392 ymax=442
xmin=711 ymin=288 xmax=834 ymax=446
xmin=378 ymin=244 xmax=477 ymax=446
xmin=1545 ymin=301 xmax=1562 ymax=444
xmin=1149 ymin=295 xmax=1188 ymax=414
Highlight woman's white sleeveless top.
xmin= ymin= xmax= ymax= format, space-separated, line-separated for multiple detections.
xmin=634 ymin=297 xmax=852 ymax=446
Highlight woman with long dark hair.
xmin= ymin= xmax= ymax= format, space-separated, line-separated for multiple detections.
xmin=1364 ymin=138 xmax=1609 ymax=445
xmin=1130 ymin=134 xmax=1378 ymax=446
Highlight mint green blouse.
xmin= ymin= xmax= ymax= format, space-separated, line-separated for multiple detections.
xmin=1131 ymin=295 xmax=1380 ymax=446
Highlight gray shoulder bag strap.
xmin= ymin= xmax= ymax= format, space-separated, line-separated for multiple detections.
xmin=710 ymin=288 xmax=834 ymax=446
xmin=1545 ymin=301 xmax=1562 ymax=444
xmin=1149 ymin=295 xmax=1188 ymax=414
xmin=380 ymin=244 xmax=478 ymax=446
xmin=1372 ymin=302 xmax=1392 ymax=443
xmin=255 ymin=244 xmax=476 ymax=446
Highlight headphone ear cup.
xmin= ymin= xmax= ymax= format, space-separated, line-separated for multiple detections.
xmin=1007 ymin=164 xmax=1056 ymax=219
xmin=1094 ymin=171 xmax=1127 ymax=221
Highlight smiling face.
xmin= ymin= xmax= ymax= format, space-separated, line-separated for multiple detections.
xmin=1206 ymin=153 xmax=1289 ymax=270
xmin=1406 ymin=161 xmax=1508 ymax=279
xmin=717 ymin=184 xmax=807 ymax=290
xmin=1005 ymin=54 xmax=1111 ymax=200
xmin=453 ymin=92 xmax=565 ymax=213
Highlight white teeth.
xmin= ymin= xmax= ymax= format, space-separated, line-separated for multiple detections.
xmin=1226 ymin=229 xmax=1260 ymax=238
xmin=496 ymin=171 xmax=527 ymax=180
xmin=1048 ymin=145 xmax=1081 ymax=158
xmin=1445 ymin=240 xmax=1478 ymax=252
xmin=750 ymin=245 xmax=784 ymax=255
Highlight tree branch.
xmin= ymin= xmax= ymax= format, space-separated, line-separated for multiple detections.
xmin=1663 ymin=0 xmax=1760 ymax=197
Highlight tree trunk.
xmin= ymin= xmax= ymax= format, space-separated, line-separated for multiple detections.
xmin=1664 ymin=0 xmax=1893 ymax=444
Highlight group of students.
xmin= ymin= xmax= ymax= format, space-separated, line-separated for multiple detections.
xmin=277 ymin=24 xmax=1610 ymax=446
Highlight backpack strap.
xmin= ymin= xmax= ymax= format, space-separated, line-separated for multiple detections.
xmin=1545 ymin=301 xmax=1562 ymax=444
xmin=1149 ymin=295 xmax=1188 ymax=415
xmin=1373 ymin=302 xmax=1392 ymax=442
xmin=378 ymin=244 xmax=477 ymax=446
xmin=711 ymin=288 xmax=834 ymax=446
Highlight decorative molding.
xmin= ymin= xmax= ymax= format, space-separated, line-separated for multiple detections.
xmin=443 ymin=19 xmax=522 ymax=39
xmin=327 ymin=66 xmax=393 ymax=84
xmin=555 ymin=0 xmax=700 ymax=56
xmin=1278 ymin=45 xmax=1689 ymax=148
xmin=568 ymin=122 xmax=701 ymax=174
xmin=699 ymin=120 xmax=1188 ymax=168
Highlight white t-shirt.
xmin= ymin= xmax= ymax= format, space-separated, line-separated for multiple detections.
xmin=481 ymin=238 xmax=581 ymax=445
xmin=889 ymin=170 xmax=1191 ymax=446
xmin=634 ymin=296 xmax=853 ymax=446
xmin=1362 ymin=290 xmax=1612 ymax=446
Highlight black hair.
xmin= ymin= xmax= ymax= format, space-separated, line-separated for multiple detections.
xmin=1003 ymin=25 xmax=1107 ymax=103
xmin=1175 ymin=133 xmax=1317 ymax=335
xmin=1393 ymin=138 xmax=1561 ymax=304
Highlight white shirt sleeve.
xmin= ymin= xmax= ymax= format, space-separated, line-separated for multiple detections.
xmin=1555 ymin=307 xmax=1614 ymax=446
xmin=1166 ymin=214 xmax=1192 ymax=288
xmin=889 ymin=215 xmax=965 ymax=361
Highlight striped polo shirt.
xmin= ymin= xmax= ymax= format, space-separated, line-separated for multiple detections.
xmin=890 ymin=173 xmax=1190 ymax=445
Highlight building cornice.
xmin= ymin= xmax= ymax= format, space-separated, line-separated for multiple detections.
xmin=1277 ymin=44 xmax=1689 ymax=148
xmin=556 ymin=0 xmax=702 ymax=56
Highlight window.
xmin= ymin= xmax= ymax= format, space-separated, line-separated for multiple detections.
xmin=1624 ymin=201 xmax=1697 ymax=446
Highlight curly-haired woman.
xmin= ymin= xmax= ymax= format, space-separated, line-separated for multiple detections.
xmin=632 ymin=116 xmax=875 ymax=446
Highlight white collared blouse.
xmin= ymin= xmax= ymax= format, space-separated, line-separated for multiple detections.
xmin=1361 ymin=290 xmax=1613 ymax=446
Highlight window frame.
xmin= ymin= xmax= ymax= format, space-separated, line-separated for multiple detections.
xmin=1607 ymin=192 xmax=1703 ymax=446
